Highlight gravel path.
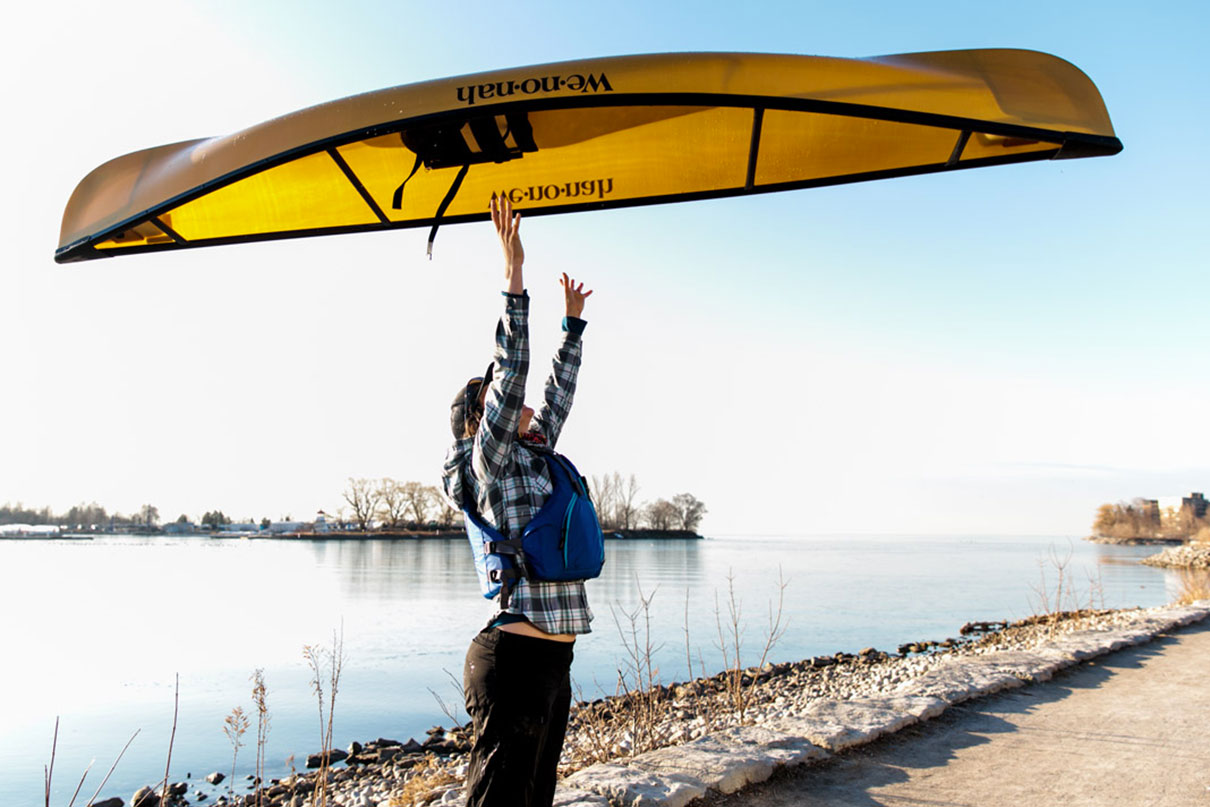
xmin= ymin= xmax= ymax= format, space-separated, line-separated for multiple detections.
xmin=701 ymin=617 xmax=1210 ymax=807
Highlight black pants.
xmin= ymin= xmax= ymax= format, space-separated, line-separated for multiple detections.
xmin=462 ymin=628 xmax=574 ymax=807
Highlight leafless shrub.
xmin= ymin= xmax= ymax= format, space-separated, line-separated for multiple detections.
xmin=223 ymin=707 xmax=249 ymax=798
xmin=427 ymin=668 xmax=467 ymax=729
xmin=610 ymin=580 xmax=667 ymax=756
xmin=157 ymin=674 xmax=180 ymax=804
xmin=42 ymin=712 xmax=145 ymax=807
xmin=1030 ymin=541 xmax=1117 ymax=634
xmin=1084 ymin=564 xmax=1106 ymax=612
xmin=81 ymin=731 xmax=139 ymax=807
xmin=43 ymin=717 xmax=58 ymax=807
xmin=566 ymin=680 xmax=615 ymax=771
xmin=1030 ymin=543 xmax=1073 ymax=636
xmin=303 ymin=625 xmax=345 ymax=807
xmin=714 ymin=568 xmax=788 ymax=723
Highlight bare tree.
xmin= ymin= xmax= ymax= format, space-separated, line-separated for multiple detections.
xmin=643 ymin=499 xmax=678 ymax=530
xmin=139 ymin=504 xmax=160 ymax=529
xmin=377 ymin=479 xmax=407 ymax=528
xmin=591 ymin=473 xmax=619 ymax=530
xmin=671 ymin=493 xmax=707 ymax=532
xmin=434 ymin=494 xmax=461 ymax=529
xmin=618 ymin=474 xmax=641 ymax=529
xmin=401 ymin=482 xmax=435 ymax=527
xmin=342 ymin=478 xmax=380 ymax=531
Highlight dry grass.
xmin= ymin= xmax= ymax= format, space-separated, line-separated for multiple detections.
xmin=223 ymin=706 xmax=249 ymax=798
xmin=561 ymin=568 xmax=789 ymax=774
xmin=1174 ymin=568 xmax=1210 ymax=604
xmin=251 ymin=669 xmax=271 ymax=807
xmin=303 ymin=625 xmax=346 ymax=807
xmin=1191 ymin=526 xmax=1210 ymax=545
xmin=382 ymin=754 xmax=459 ymax=807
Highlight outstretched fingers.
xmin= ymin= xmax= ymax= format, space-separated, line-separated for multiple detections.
xmin=561 ymin=273 xmax=593 ymax=296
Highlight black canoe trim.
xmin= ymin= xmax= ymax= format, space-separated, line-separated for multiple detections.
xmin=57 ymin=147 xmax=1063 ymax=262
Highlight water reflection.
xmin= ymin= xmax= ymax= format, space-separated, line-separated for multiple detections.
xmin=317 ymin=538 xmax=478 ymax=599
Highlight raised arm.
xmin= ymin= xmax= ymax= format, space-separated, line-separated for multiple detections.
xmin=533 ymin=273 xmax=593 ymax=447
xmin=471 ymin=197 xmax=530 ymax=483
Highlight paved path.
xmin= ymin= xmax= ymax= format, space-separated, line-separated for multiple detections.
xmin=703 ymin=620 xmax=1210 ymax=807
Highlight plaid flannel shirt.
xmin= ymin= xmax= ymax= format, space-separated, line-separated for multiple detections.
xmin=442 ymin=291 xmax=594 ymax=635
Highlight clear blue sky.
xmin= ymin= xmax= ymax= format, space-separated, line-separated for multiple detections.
xmin=2 ymin=0 xmax=1207 ymax=534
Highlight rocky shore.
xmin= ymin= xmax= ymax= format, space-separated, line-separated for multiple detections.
xmin=99 ymin=601 xmax=1210 ymax=807
xmin=1142 ymin=542 xmax=1210 ymax=569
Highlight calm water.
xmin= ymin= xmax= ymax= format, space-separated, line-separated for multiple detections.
xmin=0 ymin=533 xmax=1178 ymax=804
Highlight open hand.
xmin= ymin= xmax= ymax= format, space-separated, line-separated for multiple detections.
xmin=561 ymin=273 xmax=593 ymax=318
xmin=490 ymin=195 xmax=524 ymax=293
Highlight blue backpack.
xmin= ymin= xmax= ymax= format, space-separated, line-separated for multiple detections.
xmin=461 ymin=444 xmax=605 ymax=606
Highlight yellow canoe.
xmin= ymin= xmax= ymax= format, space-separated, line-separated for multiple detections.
xmin=56 ymin=49 xmax=1121 ymax=263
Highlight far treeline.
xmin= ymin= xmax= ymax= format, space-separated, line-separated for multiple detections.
xmin=1092 ymin=496 xmax=1210 ymax=542
xmin=0 ymin=501 xmax=160 ymax=529
xmin=2 ymin=472 xmax=706 ymax=534
xmin=0 ymin=502 xmax=264 ymax=531
xmin=341 ymin=472 xmax=706 ymax=533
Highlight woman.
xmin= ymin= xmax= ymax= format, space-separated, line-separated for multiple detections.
xmin=441 ymin=196 xmax=594 ymax=807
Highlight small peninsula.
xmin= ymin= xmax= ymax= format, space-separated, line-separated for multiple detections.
xmin=1085 ymin=491 xmax=1208 ymax=545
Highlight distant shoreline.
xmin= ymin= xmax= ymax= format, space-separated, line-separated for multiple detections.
xmin=4 ymin=528 xmax=704 ymax=542
xmin=254 ymin=527 xmax=705 ymax=541
xmin=1084 ymin=534 xmax=1186 ymax=546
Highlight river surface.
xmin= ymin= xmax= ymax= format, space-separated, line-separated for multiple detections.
xmin=0 ymin=533 xmax=1178 ymax=805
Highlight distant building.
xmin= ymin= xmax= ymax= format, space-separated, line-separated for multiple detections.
xmin=163 ymin=521 xmax=196 ymax=535
xmin=215 ymin=523 xmax=260 ymax=536
xmin=265 ymin=521 xmax=307 ymax=534
xmin=1138 ymin=499 xmax=1161 ymax=527
xmin=0 ymin=524 xmax=61 ymax=537
xmin=1154 ymin=492 xmax=1207 ymax=528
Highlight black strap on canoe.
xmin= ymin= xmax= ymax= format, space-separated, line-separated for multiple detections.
xmin=391 ymin=146 xmax=424 ymax=211
xmin=393 ymin=112 xmax=539 ymax=259
xmin=426 ymin=162 xmax=469 ymax=260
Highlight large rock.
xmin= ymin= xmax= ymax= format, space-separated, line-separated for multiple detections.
xmin=551 ymin=787 xmax=611 ymax=806
xmin=90 ymin=798 xmax=124 ymax=807
xmin=893 ymin=657 xmax=1029 ymax=704
xmin=305 ymin=748 xmax=348 ymax=768
xmin=765 ymin=695 xmax=939 ymax=751
xmin=129 ymin=786 xmax=159 ymax=807
xmin=628 ymin=726 xmax=827 ymax=795
xmin=563 ymin=761 xmax=707 ymax=807
xmin=205 ymin=772 xmax=225 ymax=785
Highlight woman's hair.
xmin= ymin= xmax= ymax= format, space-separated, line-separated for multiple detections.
xmin=462 ymin=379 xmax=486 ymax=438
xmin=464 ymin=396 xmax=483 ymax=437
xmin=450 ymin=365 xmax=493 ymax=439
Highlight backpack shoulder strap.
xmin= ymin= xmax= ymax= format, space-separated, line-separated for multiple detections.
xmin=459 ymin=460 xmax=529 ymax=608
